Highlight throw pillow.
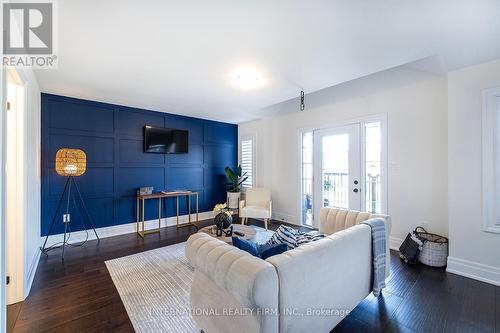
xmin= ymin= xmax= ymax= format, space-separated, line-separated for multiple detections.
xmin=258 ymin=243 xmax=288 ymax=260
xmin=267 ymin=225 xmax=298 ymax=249
xmin=232 ymin=237 xmax=259 ymax=257
xmin=296 ymin=230 xmax=327 ymax=246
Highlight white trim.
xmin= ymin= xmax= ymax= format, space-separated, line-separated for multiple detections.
xmin=363 ymin=114 xmax=389 ymax=215
xmin=24 ymin=249 xmax=40 ymax=299
xmin=389 ymin=236 xmax=403 ymax=251
xmin=0 ymin=66 xmax=7 ymax=333
xmin=42 ymin=211 xmax=213 ymax=247
xmin=5 ymin=70 xmax=26 ymax=304
xmin=482 ymin=87 xmax=500 ymax=233
xmin=447 ymin=256 xmax=500 ymax=287
xmin=297 ymin=130 xmax=307 ymax=226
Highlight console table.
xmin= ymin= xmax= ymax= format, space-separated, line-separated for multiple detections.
xmin=136 ymin=190 xmax=199 ymax=238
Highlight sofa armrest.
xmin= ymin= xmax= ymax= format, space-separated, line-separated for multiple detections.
xmin=185 ymin=233 xmax=278 ymax=310
xmin=266 ymin=224 xmax=373 ymax=333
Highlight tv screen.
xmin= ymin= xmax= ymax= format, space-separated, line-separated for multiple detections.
xmin=144 ymin=126 xmax=188 ymax=154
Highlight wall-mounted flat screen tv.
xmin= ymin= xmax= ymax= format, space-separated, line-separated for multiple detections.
xmin=144 ymin=126 xmax=188 ymax=154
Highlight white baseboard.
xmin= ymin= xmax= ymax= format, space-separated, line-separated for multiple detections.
xmin=446 ymin=256 xmax=500 ymax=287
xmin=24 ymin=249 xmax=41 ymax=299
xmin=272 ymin=211 xmax=298 ymax=225
xmin=390 ymin=236 xmax=403 ymax=251
xmin=41 ymin=211 xmax=213 ymax=247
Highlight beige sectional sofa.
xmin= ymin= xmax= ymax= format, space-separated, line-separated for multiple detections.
xmin=185 ymin=207 xmax=391 ymax=333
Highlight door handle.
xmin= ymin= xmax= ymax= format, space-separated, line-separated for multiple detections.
xmin=353 ymin=188 xmax=359 ymax=193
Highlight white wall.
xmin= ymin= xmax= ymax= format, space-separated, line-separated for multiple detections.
xmin=239 ymin=67 xmax=449 ymax=245
xmin=238 ymin=117 xmax=273 ymax=190
xmin=447 ymin=59 xmax=500 ymax=285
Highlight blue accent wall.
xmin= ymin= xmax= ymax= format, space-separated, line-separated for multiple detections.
xmin=41 ymin=93 xmax=237 ymax=236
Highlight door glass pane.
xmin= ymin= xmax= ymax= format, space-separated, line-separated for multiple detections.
xmin=301 ymin=132 xmax=313 ymax=225
xmin=322 ymin=134 xmax=349 ymax=209
xmin=365 ymin=122 xmax=382 ymax=213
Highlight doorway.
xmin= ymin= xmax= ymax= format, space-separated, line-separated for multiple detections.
xmin=6 ymin=68 xmax=25 ymax=307
xmin=313 ymin=124 xmax=361 ymax=218
xmin=300 ymin=116 xmax=387 ymax=227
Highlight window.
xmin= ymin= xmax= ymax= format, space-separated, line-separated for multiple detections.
xmin=482 ymin=87 xmax=500 ymax=233
xmin=240 ymin=137 xmax=254 ymax=188
xmin=301 ymin=131 xmax=313 ymax=225
xmin=364 ymin=122 xmax=383 ymax=213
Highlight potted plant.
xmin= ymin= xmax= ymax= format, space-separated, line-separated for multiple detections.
xmin=225 ymin=165 xmax=248 ymax=209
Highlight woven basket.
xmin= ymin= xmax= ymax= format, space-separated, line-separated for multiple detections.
xmin=416 ymin=227 xmax=448 ymax=267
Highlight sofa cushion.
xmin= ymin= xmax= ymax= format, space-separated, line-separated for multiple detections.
xmin=259 ymin=243 xmax=288 ymax=260
xmin=232 ymin=237 xmax=259 ymax=257
xmin=267 ymin=225 xmax=298 ymax=249
xmin=240 ymin=205 xmax=271 ymax=218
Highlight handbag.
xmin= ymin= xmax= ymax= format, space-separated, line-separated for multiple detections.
xmin=399 ymin=228 xmax=425 ymax=264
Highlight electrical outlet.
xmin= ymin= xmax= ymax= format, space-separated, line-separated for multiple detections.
xmin=63 ymin=214 xmax=70 ymax=223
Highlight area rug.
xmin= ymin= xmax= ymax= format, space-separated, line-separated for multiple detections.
xmin=105 ymin=242 xmax=198 ymax=333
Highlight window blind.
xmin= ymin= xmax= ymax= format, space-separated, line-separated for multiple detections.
xmin=241 ymin=139 xmax=253 ymax=188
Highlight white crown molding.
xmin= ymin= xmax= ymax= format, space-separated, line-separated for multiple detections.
xmin=447 ymin=256 xmax=500 ymax=287
xmin=41 ymin=211 xmax=213 ymax=248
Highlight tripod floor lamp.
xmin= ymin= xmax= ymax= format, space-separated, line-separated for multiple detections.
xmin=40 ymin=148 xmax=100 ymax=261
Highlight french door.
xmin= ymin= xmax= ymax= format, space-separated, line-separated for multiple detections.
xmin=313 ymin=124 xmax=361 ymax=221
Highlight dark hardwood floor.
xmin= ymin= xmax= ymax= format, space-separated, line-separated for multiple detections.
xmin=8 ymin=219 xmax=499 ymax=333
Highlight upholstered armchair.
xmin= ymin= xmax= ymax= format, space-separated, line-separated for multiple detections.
xmin=239 ymin=187 xmax=272 ymax=229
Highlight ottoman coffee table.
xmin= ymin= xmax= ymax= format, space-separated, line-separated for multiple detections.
xmin=198 ymin=224 xmax=259 ymax=243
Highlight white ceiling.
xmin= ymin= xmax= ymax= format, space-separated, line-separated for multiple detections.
xmin=34 ymin=0 xmax=500 ymax=123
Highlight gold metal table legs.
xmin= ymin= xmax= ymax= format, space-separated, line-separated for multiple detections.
xmin=136 ymin=197 xmax=161 ymax=238
xmin=176 ymin=193 xmax=199 ymax=230
xmin=136 ymin=191 xmax=199 ymax=238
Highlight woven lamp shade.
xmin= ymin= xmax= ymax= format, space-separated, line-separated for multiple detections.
xmin=55 ymin=148 xmax=86 ymax=176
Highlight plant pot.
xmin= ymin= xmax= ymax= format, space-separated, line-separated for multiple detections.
xmin=227 ymin=191 xmax=240 ymax=209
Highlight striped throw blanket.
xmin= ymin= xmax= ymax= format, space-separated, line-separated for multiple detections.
xmin=361 ymin=218 xmax=387 ymax=297
xmin=267 ymin=225 xmax=327 ymax=249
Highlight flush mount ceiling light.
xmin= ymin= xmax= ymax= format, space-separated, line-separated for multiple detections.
xmin=230 ymin=67 xmax=264 ymax=89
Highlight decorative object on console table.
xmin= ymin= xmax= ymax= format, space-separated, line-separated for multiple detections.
xmin=224 ymin=165 xmax=248 ymax=209
xmin=213 ymin=203 xmax=233 ymax=237
xmin=40 ymin=148 xmax=100 ymax=261
xmin=139 ymin=187 xmax=153 ymax=196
